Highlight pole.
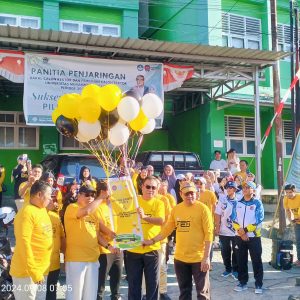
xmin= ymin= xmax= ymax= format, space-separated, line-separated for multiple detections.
xmin=295 ymin=7 xmax=300 ymax=135
xmin=290 ymin=0 xmax=296 ymax=146
xmin=254 ymin=66 xmax=261 ymax=184
xmin=270 ymin=0 xmax=286 ymax=235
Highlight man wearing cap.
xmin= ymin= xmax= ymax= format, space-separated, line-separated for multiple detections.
xmin=143 ymin=181 xmax=213 ymax=300
xmin=126 ymin=176 xmax=165 ymax=300
xmin=283 ymin=184 xmax=300 ymax=266
xmin=209 ymin=150 xmax=227 ymax=171
xmin=64 ymin=184 xmax=117 ymax=300
xmin=231 ymin=181 xmax=264 ymax=294
xmin=214 ymin=181 xmax=238 ymax=280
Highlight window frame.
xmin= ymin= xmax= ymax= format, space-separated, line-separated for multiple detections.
xmin=225 ymin=115 xmax=255 ymax=157
xmin=0 ymin=111 xmax=39 ymax=149
xmin=59 ymin=135 xmax=84 ymax=150
xmin=283 ymin=120 xmax=292 ymax=157
xmin=0 ymin=13 xmax=40 ymax=29
xmin=60 ymin=19 xmax=121 ymax=37
xmin=222 ymin=13 xmax=262 ymax=50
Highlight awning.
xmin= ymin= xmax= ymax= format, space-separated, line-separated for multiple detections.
xmin=0 ymin=25 xmax=289 ymax=99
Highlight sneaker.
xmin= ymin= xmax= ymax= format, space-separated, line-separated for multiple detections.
xmin=160 ymin=293 xmax=172 ymax=300
xmin=221 ymin=271 xmax=232 ymax=277
xmin=234 ymin=283 xmax=248 ymax=292
xmin=231 ymin=272 xmax=238 ymax=281
xmin=255 ymin=286 xmax=263 ymax=294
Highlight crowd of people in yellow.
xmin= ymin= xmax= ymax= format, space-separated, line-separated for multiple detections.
xmin=5 ymin=152 xmax=300 ymax=300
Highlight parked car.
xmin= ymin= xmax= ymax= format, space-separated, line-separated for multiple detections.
xmin=135 ymin=151 xmax=204 ymax=176
xmin=40 ymin=153 xmax=106 ymax=190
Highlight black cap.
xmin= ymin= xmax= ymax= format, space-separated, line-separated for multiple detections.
xmin=79 ymin=184 xmax=96 ymax=194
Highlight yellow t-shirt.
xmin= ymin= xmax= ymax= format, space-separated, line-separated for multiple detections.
xmin=129 ymin=195 xmax=165 ymax=254
xmin=18 ymin=181 xmax=30 ymax=204
xmin=131 ymin=172 xmax=139 ymax=194
xmin=284 ymin=194 xmax=300 ymax=224
xmin=48 ymin=211 xmax=64 ymax=271
xmin=199 ymin=190 xmax=217 ymax=219
xmin=165 ymin=193 xmax=176 ymax=208
xmin=64 ymin=203 xmax=100 ymax=262
xmin=10 ymin=204 xmax=53 ymax=282
xmin=94 ymin=202 xmax=113 ymax=255
xmin=234 ymin=171 xmax=247 ymax=182
xmin=160 ymin=201 xmax=213 ymax=263
xmin=157 ymin=194 xmax=172 ymax=244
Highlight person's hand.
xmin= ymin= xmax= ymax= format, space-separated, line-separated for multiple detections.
xmin=241 ymin=234 xmax=249 ymax=241
xmin=85 ymin=180 xmax=91 ymax=185
xmin=108 ymin=245 xmax=120 ymax=254
xmin=142 ymin=239 xmax=154 ymax=247
xmin=108 ymin=230 xmax=117 ymax=240
xmin=35 ymin=276 xmax=45 ymax=284
xmin=200 ymin=257 xmax=210 ymax=272
xmin=214 ymin=227 xmax=220 ymax=236
xmin=28 ymin=175 xmax=36 ymax=185
xmin=137 ymin=207 xmax=146 ymax=219
xmin=237 ymin=228 xmax=245 ymax=236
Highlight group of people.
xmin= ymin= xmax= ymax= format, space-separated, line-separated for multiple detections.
xmin=7 ymin=147 xmax=270 ymax=300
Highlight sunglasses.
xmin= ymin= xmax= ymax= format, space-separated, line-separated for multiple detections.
xmin=227 ymin=187 xmax=235 ymax=189
xmin=145 ymin=185 xmax=157 ymax=190
xmin=184 ymin=191 xmax=195 ymax=196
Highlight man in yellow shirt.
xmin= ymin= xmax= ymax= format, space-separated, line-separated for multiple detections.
xmin=10 ymin=180 xmax=53 ymax=300
xmin=96 ymin=180 xmax=123 ymax=300
xmin=18 ymin=164 xmax=43 ymax=205
xmin=127 ymin=176 xmax=165 ymax=300
xmin=283 ymin=184 xmax=300 ymax=266
xmin=143 ymin=181 xmax=213 ymax=300
xmin=64 ymin=184 xmax=115 ymax=300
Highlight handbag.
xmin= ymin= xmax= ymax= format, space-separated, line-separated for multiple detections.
xmin=1 ymin=184 xmax=7 ymax=193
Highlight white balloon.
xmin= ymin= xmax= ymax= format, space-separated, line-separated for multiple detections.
xmin=141 ymin=93 xmax=163 ymax=119
xmin=78 ymin=120 xmax=101 ymax=140
xmin=140 ymin=119 xmax=156 ymax=134
xmin=76 ymin=131 xmax=91 ymax=143
xmin=108 ymin=122 xmax=130 ymax=146
xmin=117 ymin=96 xmax=140 ymax=122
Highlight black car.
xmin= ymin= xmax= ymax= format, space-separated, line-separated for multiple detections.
xmin=135 ymin=151 xmax=204 ymax=176
xmin=40 ymin=153 xmax=106 ymax=189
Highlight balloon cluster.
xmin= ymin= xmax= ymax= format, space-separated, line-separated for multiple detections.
xmin=52 ymin=84 xmax=163 ymax=147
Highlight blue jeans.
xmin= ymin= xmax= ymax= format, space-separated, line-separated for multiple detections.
xmin=295 ymin=224 xmax=300 ymax=260
xmin=126 ymin=250 xmax=160 ymax=300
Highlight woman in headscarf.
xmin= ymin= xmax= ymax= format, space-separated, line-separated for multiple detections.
xmin=79 ymin=166 xmax=97 ymax=189
xmin=161 ymin=165 xmax=177 ymax=193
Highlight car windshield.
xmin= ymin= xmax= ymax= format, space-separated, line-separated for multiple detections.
xmin=60 ymin=157 xmax=107 ymax=179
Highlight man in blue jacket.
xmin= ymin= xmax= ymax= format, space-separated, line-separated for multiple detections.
xmin=231 ymin=181 xmax=264 ymax=294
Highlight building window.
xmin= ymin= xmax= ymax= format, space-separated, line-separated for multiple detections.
xmin=60 ymin=135 xmax=84 ymax=150
xmin=0 ymin=112 xmax=39 ymax=149
xmin=225 ymin=116 xmax=255 ymax=156
xmin=283 ymin=120 xmax=293 ymax=156
xmin=60 ymin=20 xmax=121 ymax=37
xmin=0 ymin=13 xmax=40 ymax=29
xmin=222 ymin=13 xmax=261 ymax=50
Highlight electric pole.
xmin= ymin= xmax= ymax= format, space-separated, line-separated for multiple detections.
xmin=270 ymin=0 xmax=286 ymax=234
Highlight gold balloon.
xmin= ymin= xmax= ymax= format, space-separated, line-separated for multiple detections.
xmin=82 ymin=84 xmax=102 ymax=105
xmin=78 ymin=97 xmax=101 ymax=123
xmin=98 ymin=84 xmax=122 ymax=112
xmin=129 ymin=109 xmax=149 ymax=131
xmin=51 ymin=108 xmax=61 ymax=124
xmin=57 ymin=93 xmax=81 ymax=119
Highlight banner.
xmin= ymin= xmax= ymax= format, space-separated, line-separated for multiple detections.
xmin=23 ymin=53 xmax=164 ymax=127
xmin=163 ymin=63 xmax=194 ymax=92
xmin=285 ymin=131 xmax=300 ymax=192
xmin=0 ymin=50 xmax=24 ymax=83
xmin=108 ymin=176 xmax=143 ymax=249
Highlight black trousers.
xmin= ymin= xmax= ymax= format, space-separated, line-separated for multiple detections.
xmin=219 ymin=235 xmax=238 ymax=273
xmin=174 ymin=259 xmax=210 ymax=300
xmin=126 ymin=250 xmax=160 ymax=300
xmin=46 ymin=269 xmax=60 ymax=300
xmin=97 ymin=252 xmax=123 ymax=300
xmin=235 ymin=236 xmax=263 ymax=287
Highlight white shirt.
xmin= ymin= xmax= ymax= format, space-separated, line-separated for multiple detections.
xmin=209 ymin=159 xmax=227 ymax=171
xmin=215 ymin=196 xmax=237 ymax=236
